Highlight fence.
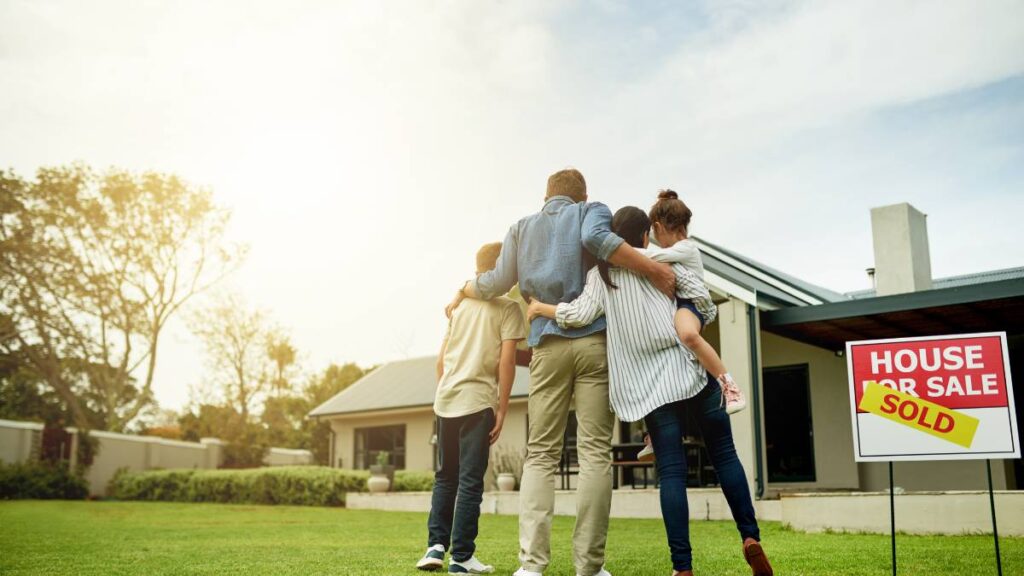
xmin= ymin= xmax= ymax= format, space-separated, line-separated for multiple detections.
xmin=0 ymin=419 xmax=313 ymax=496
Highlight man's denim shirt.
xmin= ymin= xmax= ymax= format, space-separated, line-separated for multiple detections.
xmin=473 ymin=195 xmax=624 ymax=347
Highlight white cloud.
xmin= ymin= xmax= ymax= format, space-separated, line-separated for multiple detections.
xmin=1 ymin=0 xmax=1022 ymax=410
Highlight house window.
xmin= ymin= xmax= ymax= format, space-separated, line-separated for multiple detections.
xmin=764 ymin=364 xmax=816 ymax=483
xmin=354 ymin=425 xmax=406 ymax=470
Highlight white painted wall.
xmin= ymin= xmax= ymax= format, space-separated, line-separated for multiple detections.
xmin=760 ymin=332 xmax=860 ymax=490
xmin=0 ymin=419 xmax=42 ymax=464
xmin=0 ymin=419 xmax=312 ymax=496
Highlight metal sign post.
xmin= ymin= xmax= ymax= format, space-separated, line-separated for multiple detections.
xmin=986 ymin=460 xmax=1002 ymax=576
xmin=889 ymin=461 xmax=896 ymax=576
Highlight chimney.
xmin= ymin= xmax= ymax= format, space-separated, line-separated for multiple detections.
xmin=870 ymin=203 xmax=932 ymax=296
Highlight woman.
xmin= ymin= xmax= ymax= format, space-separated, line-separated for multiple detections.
xmin=528 ymin=205 xmax=772 ymax=576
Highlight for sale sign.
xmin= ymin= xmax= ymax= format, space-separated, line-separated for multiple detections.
xmin=847 ymin=332 xmax=1020 ymax=462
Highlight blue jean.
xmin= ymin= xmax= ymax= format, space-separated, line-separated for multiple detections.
xmin=644 ymin=374 xmax=760 ymax=572
xmin=427 ymin=408 xmax=494 ymax=562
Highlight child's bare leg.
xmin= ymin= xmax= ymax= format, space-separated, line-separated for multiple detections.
xmin=674 ymin=309 xmax=727 ymax=377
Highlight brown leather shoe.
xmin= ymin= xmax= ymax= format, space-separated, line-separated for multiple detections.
xmin=743 ymin=538 xmax=773 ymax=576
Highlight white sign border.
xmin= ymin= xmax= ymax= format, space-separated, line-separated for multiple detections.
xmin=846 ymin=331 xmax=1020 ymax=462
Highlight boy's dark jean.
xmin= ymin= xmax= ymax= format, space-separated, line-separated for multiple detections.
xmin=644 ymin=373 xmax=760 ymax=572
xmin=427 ymin=408 xmax=494 ymax=562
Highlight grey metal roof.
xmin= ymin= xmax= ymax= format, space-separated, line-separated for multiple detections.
xmin=846 ymin=267 xmax=1024 ymax=300
xmin=692 ymin=236 xmax=849 ymax=307
xmin=309 ymin=356 xmax=531 ymax=418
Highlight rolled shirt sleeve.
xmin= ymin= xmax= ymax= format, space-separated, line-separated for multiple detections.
xmin=580 ymin=202 xmax=624 ymax=261
xmin=473 ymin=223 xmax=520 ymax=300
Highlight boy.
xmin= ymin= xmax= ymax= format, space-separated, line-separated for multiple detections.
xmin=417 ymin=242 xmax=526 ymax=574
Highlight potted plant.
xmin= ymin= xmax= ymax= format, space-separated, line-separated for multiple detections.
xmin=368 ymin=451 xmax=394 ymax=493
xmin=492 ymin=446 xmax=524 ymax=491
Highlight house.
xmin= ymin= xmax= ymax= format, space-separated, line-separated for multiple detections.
xmin=310 ymin=202 xmax=1023 ymax=497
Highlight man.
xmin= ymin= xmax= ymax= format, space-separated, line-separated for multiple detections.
xmin=446 ymin=168 xmax=673 ymax=576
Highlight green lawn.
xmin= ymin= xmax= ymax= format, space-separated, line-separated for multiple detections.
xmin=0 ymin=501 xmax=1019 ymax=575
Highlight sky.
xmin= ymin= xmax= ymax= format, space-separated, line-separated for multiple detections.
xmin=2 ymin=0 xmax=1023 ymax=412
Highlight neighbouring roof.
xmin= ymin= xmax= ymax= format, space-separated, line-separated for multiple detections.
xmin=309 ymin=356 xmax=531 ymax=418
xmin=845 ymin=266 xmax=1024 ymax=299
xmin=693 ymin=236 xmax=848 ymax=309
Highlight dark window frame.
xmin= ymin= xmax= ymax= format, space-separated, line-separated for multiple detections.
xmin=353 ymin=424 xmax=407 ymax=470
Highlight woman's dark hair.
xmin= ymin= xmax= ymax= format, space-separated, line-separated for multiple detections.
xmin=648 ymin=189 xmax=692 ymax=234
xmin=598 ymin=206 xmax=650 ymax=289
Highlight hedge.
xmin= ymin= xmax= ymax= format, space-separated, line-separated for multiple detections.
xmin=108 ymin=466 xmax=437 ymax=506
xmin=0 ymin=461 xmax=89 ymax=500
xmin=108 ymin=466 xmax=369 ymax=506
xmin=392 ymin=470 xmax=434 ymax=492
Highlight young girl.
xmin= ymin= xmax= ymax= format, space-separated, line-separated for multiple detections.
xmin=648 ymin=190 xmax=746 ymax=415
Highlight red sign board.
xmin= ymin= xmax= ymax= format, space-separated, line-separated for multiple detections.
xmin=850 ymin=334 xmax=1009 ymax=411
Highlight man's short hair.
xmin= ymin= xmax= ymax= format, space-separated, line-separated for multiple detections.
xmin=546 ymin=168 xmax=587 ymax=202
xmin=476 ymin=242 xmax=502 ymax=274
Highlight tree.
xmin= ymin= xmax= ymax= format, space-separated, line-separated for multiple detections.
xmin=0 ymin=165 xmax=242 ymax=432
xmin=190 ymin=295 xmax=270 ymax=422
xmin=265 ymin=332 xmax=297 ymax=397
xmin=303 ymin=362 xmax=368 ymax=465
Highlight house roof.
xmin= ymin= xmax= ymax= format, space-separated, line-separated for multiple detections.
xmin=845 ymin=266 xmax=1024 ymax=299
xmin=308 ymin=356 xmax=531 ymax=418
xmin=693 ymin=236 xmax=848 ymax=309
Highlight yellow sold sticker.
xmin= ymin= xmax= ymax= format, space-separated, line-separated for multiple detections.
xmin=858 ymin=382 xmax=980 ymax=449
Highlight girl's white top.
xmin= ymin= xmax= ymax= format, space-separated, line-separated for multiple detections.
xmin=643 ymin=239 xmax=715 ymax=323
xmin=554 ymin=263 xmax=714 ymax=422
xmin=645 ymin=238 xmax=705 ymax=279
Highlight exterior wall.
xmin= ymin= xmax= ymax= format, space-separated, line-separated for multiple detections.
xmin=858 ymin=459 xmax=1009 ymax=492
xmin=265 ymin=448 xmax=315 ymax=467
xmin=712 ymin=298 xmax=766 ymax=498
xmin=0 ymin=419 xmax=42 ymax=464
xmin=328 ymin=401 xmax=530 ymax=473
xmin=760 ymin=332 xmax=860 ymax=490
xmin=83 ymin=431 xmax=201 ymax=495
xmin=0 ymin=419 xmax=312 ymax=496
xmin=782 ymin=490 xmax=1023 ymax=536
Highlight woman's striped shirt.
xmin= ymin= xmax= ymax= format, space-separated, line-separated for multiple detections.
xmin=554 ymin=264 xmax=712 ymax=422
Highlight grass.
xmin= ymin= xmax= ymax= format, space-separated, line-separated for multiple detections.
xmin=0 ymin=501 xmax=1020 ymax=575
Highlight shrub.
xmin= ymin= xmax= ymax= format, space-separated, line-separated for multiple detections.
xmin=392 ymin=470 xmax=434 ymax=492
xmin=0 ymin=461 xmax=89 ymax=500
xmin=108 ymin=466 xmax=368 ymax=506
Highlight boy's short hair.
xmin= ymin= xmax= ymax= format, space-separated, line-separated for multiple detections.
xmin=476 ymin=242 xmax=502 ymax=274
xmin=546 ymin=168 xmax=587 ymax=202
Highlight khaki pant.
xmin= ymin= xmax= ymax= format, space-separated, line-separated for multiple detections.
xmin=519 ymin=332 xmax=614 ymax=576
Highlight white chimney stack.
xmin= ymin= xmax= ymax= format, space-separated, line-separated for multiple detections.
xmin=870 ymin=203 xmax=932 ymax=296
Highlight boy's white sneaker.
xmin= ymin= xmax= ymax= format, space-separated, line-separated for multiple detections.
xmin=637 ymin=441 xmax=655 ymax=462
xmin=417 ymin=544 xmax=446 ymax=571
xmin=719 ymin=373 xmax=747 ymax=414
xmin=513 ymin=569 xmax=542 ymax=576
xmin=577 ymin=567 xmax=613 ymax=576
xmin=448 ymin=556 xmax=494 ymax=574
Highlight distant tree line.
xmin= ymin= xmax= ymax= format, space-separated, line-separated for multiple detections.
xmin=0 ymin=164 xmax=369 ymax=467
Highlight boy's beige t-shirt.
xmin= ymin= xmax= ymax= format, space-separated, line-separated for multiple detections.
xmin=434 ymin=296 xmax=526 ymax=418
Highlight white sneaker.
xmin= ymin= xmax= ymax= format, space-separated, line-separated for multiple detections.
xmin=449 ymin=556 xmax=494 ymax=574
xmin=513 ymin=569 xmax=542 ymax=576
xmin=719 ymin=373 xmax=747 ymax=414
xmin=637 ymin=442 xmax=655 ymax=462
xmin=417 ymin=544 xmax=445 ymax=571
